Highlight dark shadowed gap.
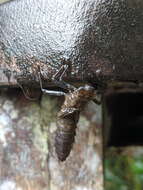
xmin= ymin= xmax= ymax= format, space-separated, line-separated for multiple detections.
xmin=105 ymin=92 xmax=143 ymax=146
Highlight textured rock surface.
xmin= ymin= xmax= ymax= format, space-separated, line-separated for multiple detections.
xmin=0 ymin=89 xmax=103 ymax=190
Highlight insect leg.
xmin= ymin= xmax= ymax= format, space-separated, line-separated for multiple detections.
xmin=52 ymin=65 xmax=68 ymax=81
xmin=17 ymin=81 xmax=38 ymax=100
xmin=52 ymin=65 xmax=76 ymax=91
xmin=92 ymin=98 xmax=101 ymax=105
xmin=38 ymin=71 xmax=66 ymax=96
xmin=41 ymin=89 xmax=66 ymax=96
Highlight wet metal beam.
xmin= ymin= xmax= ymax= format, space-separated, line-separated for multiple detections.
xmin=0 ymin=0 xmax=143 ymax=88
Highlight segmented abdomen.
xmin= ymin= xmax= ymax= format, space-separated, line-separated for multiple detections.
xmin=55 ymin=108 xmax=79 ymax=161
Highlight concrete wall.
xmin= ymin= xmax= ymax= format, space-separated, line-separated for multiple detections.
xmin=0 ymin=88 xmax=103 ymax=190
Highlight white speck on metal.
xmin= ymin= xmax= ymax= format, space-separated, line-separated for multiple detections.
xmin=96 ymin=69 xmax=101 ymax=74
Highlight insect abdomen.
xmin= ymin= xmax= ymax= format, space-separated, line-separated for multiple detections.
xmin=55 ymin=109 xmax=79 ymax=161
xmin=55 ymin=129 xmax=76 ymax=161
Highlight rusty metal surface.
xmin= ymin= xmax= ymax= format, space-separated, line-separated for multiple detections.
xmin=0 ymin=89 xmax=103 ymax=190
xmin=0 ymin=0 xmax=143 ymax=87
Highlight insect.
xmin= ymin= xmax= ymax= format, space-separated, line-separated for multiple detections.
xmin=38 ymin=65 xmax=100 ymax=161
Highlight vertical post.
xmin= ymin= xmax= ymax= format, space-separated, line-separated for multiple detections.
xmin=0 ymin=90 xmax=104 ymax=190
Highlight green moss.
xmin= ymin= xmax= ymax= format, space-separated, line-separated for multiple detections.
xmin=105 ymin=148 xmax=143 ymax=190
